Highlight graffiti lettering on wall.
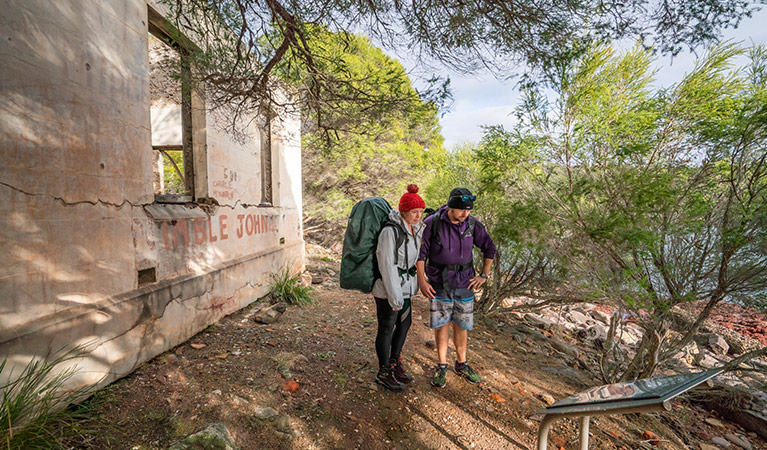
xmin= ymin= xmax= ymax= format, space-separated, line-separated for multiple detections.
xmin=161 ymin=214 xmax=279 ymax=249
xmin=212 ymin=180 xmax=234 ymax=201
xmin=211 ymin=169 xmax=239 ymax=200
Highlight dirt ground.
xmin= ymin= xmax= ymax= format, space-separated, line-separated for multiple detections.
xmin=65 ymin=249 xmax=767 ymax=450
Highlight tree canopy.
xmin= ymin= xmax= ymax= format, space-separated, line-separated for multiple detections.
xmin=159 ymin=0 xmax=762 ymax=138
xmin=434 ymin=43 xmax=767 ymax=380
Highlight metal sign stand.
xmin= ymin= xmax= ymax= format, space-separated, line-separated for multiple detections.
xmin=535 ymin=369 xmax=723 ymax=450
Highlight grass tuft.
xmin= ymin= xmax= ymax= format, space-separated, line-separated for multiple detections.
xmin=269 ymin=267 xmax=314 ymax=306
xmin=0 ymin=345 xmax=98 ymax=449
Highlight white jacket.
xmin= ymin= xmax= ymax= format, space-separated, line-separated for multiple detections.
xmin=372 ymin=210 xmax=424 ymax=310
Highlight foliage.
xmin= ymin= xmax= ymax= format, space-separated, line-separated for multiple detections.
xmin=157 ymin=0 xmax=757 ymax=139
xmin=472 ymin=43 xmax=767 ymax=381
xmin=269 ymin=267 xmax=314 ymax=306
xmin=0 ymin=346 xmax=97 ymax=449
xmin=161 ymin=150 xmax=186 ymax=195
xmin=425 ymin=140 xmax=572 ymax=315
xmin=296 ymin=30 xmax=447 ymax=235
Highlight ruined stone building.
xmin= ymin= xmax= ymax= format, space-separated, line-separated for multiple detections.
xmin=0 ymin=1 xmax=304 ymax=389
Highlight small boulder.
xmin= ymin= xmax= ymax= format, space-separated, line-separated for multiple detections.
xmin=705 ymin=418 xmax=726 ymax=428
xmin=547 ymin=338 xmax=580 ymax=359
xmin=539 ymin=394 xmax=556 ymax=405
xmin=253 ymin=406 xmax=279 ymax=419
xmin=253 ymin=303 xmax=285 ymax=324
xmin=425 ymin=339 xmax=437 ymax=349
xmin=707 ymin=334 xmax=730 ymax=356
xmin=725 ymin=433 xmax=752 ymax=450
xmin=168 ymin=423 xmax=239 ymax=450
xmin=590 ymin=309 xmax=612 ymax=324
xmin=712 ymin=437 xmax=731 ymax=448
xmin=275 ymin=415 xmax=294 ymax=436
xmin=524 ymin=313 xmax=555 ymax=330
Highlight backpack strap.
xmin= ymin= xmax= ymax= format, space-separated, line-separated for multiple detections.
xmin=430 ymin=214 xmax=442 ymax=247
xmin=382 ymin=221 xmax=408 ymax=268
xmin=430 ymin=214 xmax=478 ymax=247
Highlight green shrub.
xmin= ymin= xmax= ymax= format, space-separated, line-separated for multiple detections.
xmin=269 ymin=267 xmax=314 ymax=306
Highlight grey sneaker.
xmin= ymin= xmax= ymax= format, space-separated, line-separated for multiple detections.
xmin=431 ymin=364 xmax=448 ymax=388
xmin=455 ymin=361 xmax=481 ymax=384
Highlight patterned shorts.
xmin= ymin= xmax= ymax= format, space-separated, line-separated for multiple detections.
xmin=429 ymin=288 xmax=474 ymax=330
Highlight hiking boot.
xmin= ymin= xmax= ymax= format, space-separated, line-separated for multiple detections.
xmin=391 ymin=358 xmax=414 ymax=384
xmin=455 ymin=361 xmax=481 ymax=384
xmin=376 ymin=367 xmax=406 ymax=392
xmin=431 ymin=364 xmax=448 ymax=388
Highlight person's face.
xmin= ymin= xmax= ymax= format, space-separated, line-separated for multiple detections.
xmin=447 ymin=208 xmax=471 ymax=223
xmin=402 ymin=208 xmax=424 ymax=225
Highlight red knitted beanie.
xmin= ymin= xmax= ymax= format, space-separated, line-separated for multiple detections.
xmin=399 ymin=184 xmax=426 ymax=212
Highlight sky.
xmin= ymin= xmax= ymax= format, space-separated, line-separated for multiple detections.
xmin=417 ymin=8 xmax=767 ymax=149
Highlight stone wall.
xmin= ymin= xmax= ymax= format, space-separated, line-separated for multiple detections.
xmin=0 ymin=0 xmax=303 ymax=389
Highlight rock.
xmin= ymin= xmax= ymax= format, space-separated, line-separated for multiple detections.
xmin=547 ymin=338 xmax=580 ymax=359
xmin=275 ymin=415 xmax=293 ymax=434
xmin=700 ymin=444 xmax=720 ymax=450
xmin=539 ymin=394 xmax=556 ymax=405
xmin=707 ymin=334 xmax=730 ymax=356
xmin=699 ymin=386 xmax=767 ymax=440
xmin=706 ymin=418 xmax=726 ymax=428
xmin=725 ymin=434 xmax=752 ymax=450
xmin=511 ymin=333 xmax=526 ymax=344
xmin=425 ymin=339 xmax=437 ymax=349
xmin=299 ymin=272 xmax=313 ymax=287
xmin=524 ymin=313 xmax=555 ymax=330
xmin=577 ymin=325 xmax=607 ymax=346
xmin=168 ymin=423 xmax=239 ymax=450
xmin=253 ymin=406 xmax=279 ymax=419
xmin=695 ymin=352 xmax=720 ymax=368
xmin=311 ymin=275 xmax=325 ymax=284
xmin=567 ymin=309 xmax=592 ymax=326
xmin=228 ymin=394 xmax=250 ymax=408
xmin=712 ymin=437 xmax=731 ymax=448
xmin=620 ymin=325 xmax=642 ymax=346
xmin=253 ymin=303 xmax=285 ymax=324
xmin=590 ymin=309 xmax=612 ymax=324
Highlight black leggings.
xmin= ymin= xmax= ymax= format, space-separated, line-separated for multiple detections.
xmin=374 ymin=297 xmax=412 ymax=368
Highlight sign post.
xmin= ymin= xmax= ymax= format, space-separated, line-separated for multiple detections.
xmin=535 ymin=369 xmax=723 ymax=450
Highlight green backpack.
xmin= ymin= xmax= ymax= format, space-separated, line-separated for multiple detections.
xmin=340 ymin=197 xmax=407 ymax=293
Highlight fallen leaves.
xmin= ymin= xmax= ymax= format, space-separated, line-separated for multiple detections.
xmin=282 ymin=381 xmax=300 ymax=392
xmin=641 ymin=430 xmax=661 ymax=446
xmin=490 ymin=393 xmax=506 ymax=402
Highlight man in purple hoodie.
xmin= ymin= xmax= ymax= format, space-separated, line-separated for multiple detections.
xmin=416 ymin=187 xmax=496 ymax=387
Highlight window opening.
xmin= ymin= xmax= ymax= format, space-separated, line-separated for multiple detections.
xmin=148 ymin=23 xmax=194 ymax=201
xmin=260 ymin=113 xmax=273 ymax=206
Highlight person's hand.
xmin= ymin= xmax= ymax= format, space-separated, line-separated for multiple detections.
xmin=468 ymin=275 xmax=487 ymax=291
xmin=418 ymin=278 xmax=436 ymax=299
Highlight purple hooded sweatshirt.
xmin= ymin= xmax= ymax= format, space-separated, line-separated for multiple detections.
xmin=417 ymin=204 xmax=497 ymax=291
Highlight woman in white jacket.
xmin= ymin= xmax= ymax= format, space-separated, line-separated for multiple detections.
xmin=371 ymin=184 xmax=425 ymax=391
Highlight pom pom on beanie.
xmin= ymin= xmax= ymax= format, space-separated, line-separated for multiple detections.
xmin=399 ymin=184 xmax=426 ymax=212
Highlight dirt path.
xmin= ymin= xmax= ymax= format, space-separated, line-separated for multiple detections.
xmin=69 ymin=253 xmax=766 ymax=450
